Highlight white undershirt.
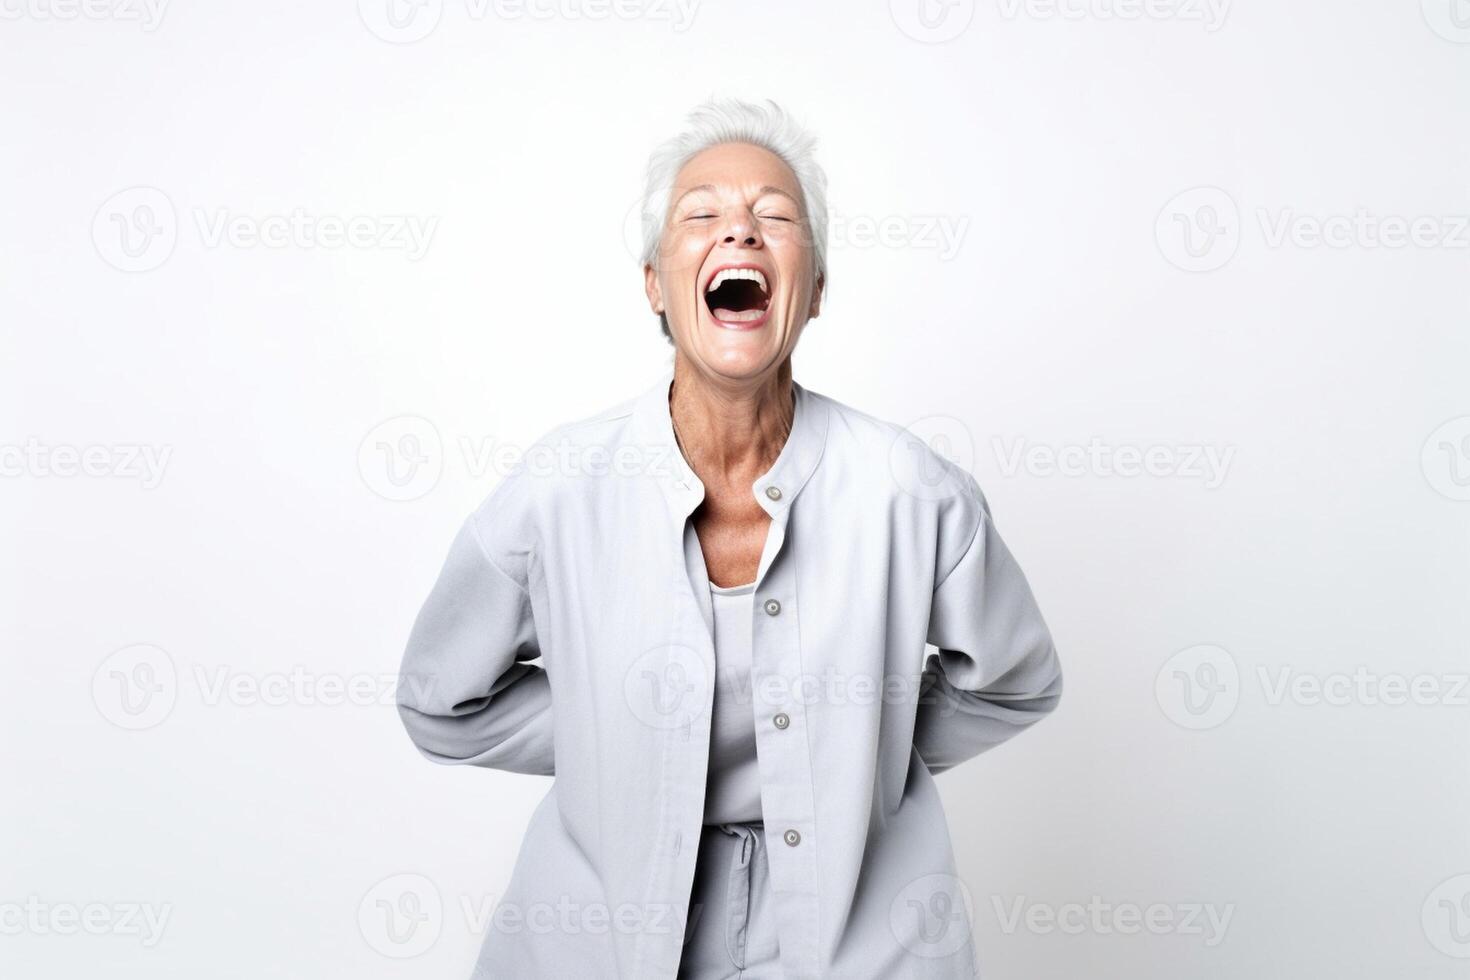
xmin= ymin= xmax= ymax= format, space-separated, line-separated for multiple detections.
xmin=703 ymin=579 xmax=763 ymax=825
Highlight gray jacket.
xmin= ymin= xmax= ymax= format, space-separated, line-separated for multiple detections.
xmin=396 ymin=367 xmax=1064 ymax=978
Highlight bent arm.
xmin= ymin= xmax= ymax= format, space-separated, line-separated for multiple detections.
xmin=396 ymin=515 xmax=555 ymax=776
xmin=913 ymin=480 xmax=1063 ymax=774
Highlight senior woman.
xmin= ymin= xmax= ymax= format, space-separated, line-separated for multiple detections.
xmin=396 ymin=98 xmax=1064 ymax=980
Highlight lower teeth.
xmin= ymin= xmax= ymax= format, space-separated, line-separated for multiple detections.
xmin=712 ymin=308 xmax=765 ymax=323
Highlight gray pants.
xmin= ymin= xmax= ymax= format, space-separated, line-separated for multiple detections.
xmin=678 ymin=822 xmax=781 ymax=979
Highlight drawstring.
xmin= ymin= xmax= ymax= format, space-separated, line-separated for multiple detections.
xmin=719 ymin=821 xmax=758 ymax=867
xmin=713 ymin=822 xmax=763 ymax=970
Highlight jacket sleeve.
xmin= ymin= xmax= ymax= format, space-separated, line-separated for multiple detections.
xmin=395 ymin=491 xmax=555 ymax=776
xmin=913 ymin=472 xmax=1063 ymax=775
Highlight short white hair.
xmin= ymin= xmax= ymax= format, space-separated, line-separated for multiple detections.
xmin=639 ymin=97 xmax=829 ymax=341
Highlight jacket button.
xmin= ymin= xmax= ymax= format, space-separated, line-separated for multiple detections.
xmin=783 ymin=829 xmax=801 ymax=847
xmin=764 ymin=599 xmax=781 ymax=616
xmin=765 ymin=485 xmax=782 ymax=500
xmin=773 ymin=712 xmax=790 ymax=730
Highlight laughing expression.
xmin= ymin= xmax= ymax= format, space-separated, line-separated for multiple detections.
xmin=645 ymin=141 xmax=822 ymax=379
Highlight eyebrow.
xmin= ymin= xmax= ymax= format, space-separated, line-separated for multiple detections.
xmin=672 ymin=184 xmax=801 ymax=208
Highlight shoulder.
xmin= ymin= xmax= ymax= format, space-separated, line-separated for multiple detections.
xmin=465 ymin=387 xmax=643 ymax=557
xmin=812 ymin=387 xmax=985 ymax=509
xmin=809 ymin=385 xmax=989 ymax=570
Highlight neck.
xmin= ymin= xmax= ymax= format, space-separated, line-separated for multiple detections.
xmin=668 ymin=354 xmax=795 ymax=484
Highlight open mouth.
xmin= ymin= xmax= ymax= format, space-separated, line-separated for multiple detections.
xmin=703 ymin=266 xmax=772 ymax=327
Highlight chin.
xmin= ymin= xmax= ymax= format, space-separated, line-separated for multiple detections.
xmin=698 ymin=340 xmax=783 ymax=380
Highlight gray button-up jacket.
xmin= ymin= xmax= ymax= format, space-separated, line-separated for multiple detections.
xmin=396 ymin=368 xmax=1064 ymax=979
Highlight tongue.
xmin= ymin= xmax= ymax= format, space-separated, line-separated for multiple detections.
xmin=711 ymin=307 xmax=765 ymax=323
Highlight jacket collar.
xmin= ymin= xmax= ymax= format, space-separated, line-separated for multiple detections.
xmin=631 ymin=365 xmax=830 ymax=521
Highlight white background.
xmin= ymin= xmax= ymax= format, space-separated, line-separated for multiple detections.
xmin=3 ymin=1 xmax=1468 ymax=977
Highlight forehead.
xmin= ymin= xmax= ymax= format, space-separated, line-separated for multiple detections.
xmin=673 ymin=142 xmax=801 ymax=198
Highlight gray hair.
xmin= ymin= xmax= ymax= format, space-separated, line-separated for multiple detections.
xmin=639 ymin=97 xmax=829 ymax=342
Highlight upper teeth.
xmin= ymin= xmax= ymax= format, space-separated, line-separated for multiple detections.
xmin=707 ymin=268 xmax=768 ymax=292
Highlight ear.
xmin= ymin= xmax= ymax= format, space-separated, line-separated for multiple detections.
xmin=643 ymin=264 xmax=664 ymax=316
xmin=807 ymin=273 xmax=824 ymax=320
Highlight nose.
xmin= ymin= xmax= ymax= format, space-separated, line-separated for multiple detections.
xmin=718 ymin=210 xmax=762 ymax=249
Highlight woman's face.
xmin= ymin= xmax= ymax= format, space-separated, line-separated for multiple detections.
xmin=645 ymin=141 xmax=822 ymax=383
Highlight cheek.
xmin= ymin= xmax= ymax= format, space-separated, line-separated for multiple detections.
xmin=659 ymin=228 xmax=710 ymax=280
xmin=774 ymin=249 xmax=815 ymax=304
